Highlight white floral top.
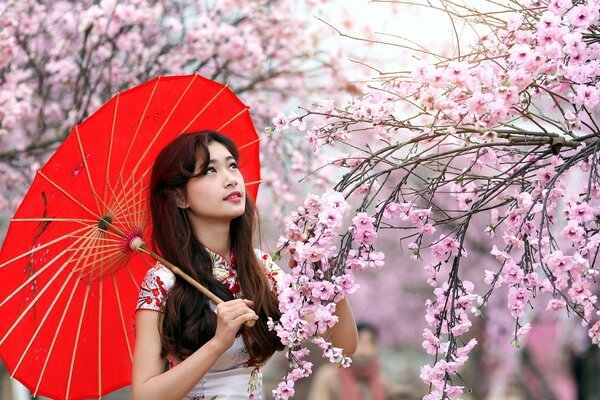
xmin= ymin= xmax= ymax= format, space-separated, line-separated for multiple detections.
xmin=136 ymin=248 xmax=284 ymax=400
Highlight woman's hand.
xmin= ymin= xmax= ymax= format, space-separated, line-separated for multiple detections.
xmin=211 ymin=299 xmax=258 ymax=350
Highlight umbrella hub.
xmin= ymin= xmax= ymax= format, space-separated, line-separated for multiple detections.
xmin=121 ymin=229 xmax=146 ymax=254
xmin=97 ymin=215 xmax=113 ymax=231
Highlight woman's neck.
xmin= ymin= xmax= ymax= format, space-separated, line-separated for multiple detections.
xmin=190 ymin=218 xmax=232 ymax=259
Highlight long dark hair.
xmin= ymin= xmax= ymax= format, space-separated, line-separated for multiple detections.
xmin=149 ymin=130 xmax=283 ymax=363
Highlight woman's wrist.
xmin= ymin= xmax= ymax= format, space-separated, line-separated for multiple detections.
xmin=207 ymin=335 xmax=231 ymax=354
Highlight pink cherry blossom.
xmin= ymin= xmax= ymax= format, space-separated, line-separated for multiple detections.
xmin=431 ymin=235 xmax=461 ymax=261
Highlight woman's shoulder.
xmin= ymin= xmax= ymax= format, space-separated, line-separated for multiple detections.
xmin=136 ymin=262 xmax=176 ymax=311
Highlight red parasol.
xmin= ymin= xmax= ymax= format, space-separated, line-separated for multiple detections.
xmin=0 ymin=74 xmax=261 ymax=399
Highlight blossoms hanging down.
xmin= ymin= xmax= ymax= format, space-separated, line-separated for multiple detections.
xmin=268 ymin=190 xmax=384 ymax=399
xmin=270 ymin=0 xmax=600 ymax=398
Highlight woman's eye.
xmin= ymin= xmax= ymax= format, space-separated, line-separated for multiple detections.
xmin=205 ymin=166 xmax=217 ymax=174
xmin=229 ymin=163 xmax=238 ymax=170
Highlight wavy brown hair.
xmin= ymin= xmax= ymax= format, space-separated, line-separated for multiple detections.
xmin=149 ymin=131 xmax=283 ymax=363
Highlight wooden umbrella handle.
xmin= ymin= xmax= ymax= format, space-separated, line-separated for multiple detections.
xmin=141 ymin=245 xmax=255 ymax=327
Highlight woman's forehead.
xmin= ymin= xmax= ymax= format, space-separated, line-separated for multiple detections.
xmin=207 ymin=141 xmax=234 ymax=161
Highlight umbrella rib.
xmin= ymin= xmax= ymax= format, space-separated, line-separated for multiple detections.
xmin=178 ymin=79 xmax=228 ymax=134
xmin=112 ymin=272 xmax=133 ymax=363
xmin=245 ymin=180 xmax=263 ymax=188
xmin=113 ymin=171 xmax=148 ymax=230
xmin=125 ymin=262 xmax=141 ymax=292
xmin=66 ymin=243 xmax=121 ymax=250
xmin=32 ymin=226 xmax=98 ymax=396
xmin=134 ymin=183 xmax=149 ymax=231
xmin=79 ymin=231 xmax=106 ymax=398
xmin=74 ymin=247 xmax=126 ymax=279
xmin=106 ymin=92 xmax=119 ymax=191
xmin=0 ymin=229 xmax=92 ymax=309
xmin=76 ymin=127 xmax=122 ymax=221
xmin=118 ymin=77 xmax=160 ymax=181
xmin=131 ymin=73 xmax=199 ymax=177
xmin=106 ymin=180 xmax=136 ymax=234
xmin=75 ymin=126 xmax=102 ymax=214
xmin=0 ymin=230 xmax=92 ymax=346
xmin=33 ymin=271 xmax=80 ymax=397
xmin=98 ymin=277 xmax=103 ymax=398
xmin=71 ymin=246 xmax=125 ymax=264
xmin=66 ymin=284 xmax=91 ymax=399
xmin=0 ymin=225 xmax=93 ymax=269
xmin=217 ymin=107 xmax=249 ymax=131
xmin=38 ymin=171 xmax=101 ymax=219
xmin=11 ymin=218 xmax=97 ymax=224
xmin=128 ymin=170 xmax=144 ymax=233
xmin=238 ymin=137 xmax=260 ymax=151
xmin=11 ymin=271 xmax=76 ymax=378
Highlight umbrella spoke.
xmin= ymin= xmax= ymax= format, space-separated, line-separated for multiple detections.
xmin=38 ymin=171 xmax=101 ymax=220
xmin=127 ymin=174 xmax=146 ymax=234
xmin=75 ymin=126 xmax=102 ymax=214
xmin=67 ymin=243 xmax=121 ymax=250
xmin=106 ymin=93 xmax=119 ymax=193
xmin=106 ymin=179 xmax=136 ymax=235
xmin=0 ymin=225 xmax=92 ymax=269
xmin=131 ymin=74 xmax=198 ymax=177
xmin=238 ymin=137 xmax=261 ymax=151
xmin=32 ymin=230 xmax=102 ymax=396
xmin=34 ymin=271 xmax=80 ymax=397
xmin=108 ymin=168 xmax=149 ymax=235
xmin=81 ymin=232 xmax=109 ymax=397
xmin=9 ymin=228 xmax=99 ymax=378
xmin=245 ymin=180 xmax=263 ymax=188
xmin=73 ymin=242 xmax=129 ymax=282
xmin=0 ymin=233 xmax=94 ymax=347
xmin=112 ymin=272 xmax=133 ymax=363
xmin=71 ymin=246 xmax=124 ymax=264
xmin=217 ymin=107 xmax=250 ymax=131
xmin=98 ymin=277 xmax=103 ymax=398
xmin=66 ymin=284 xmax=91 ymax=399
xmin=111 ymin=171 xmax=148 ymax=232
xmin=11 ymin=218 xmax=97 ymax=224
xmin=118 ymin=78 xmax=159 ymax=181
xmin=0 ymin=229 xmax=93 ymax=310
xmin=76 ymin=127 xmax=124 ymax=225
xmin=178 ymin=79 xmax=228 ymax=134
xmin=125 ymin=262 xmax=141 ymax=292
xmin=11 ymin=267 xmax=76 ymax=377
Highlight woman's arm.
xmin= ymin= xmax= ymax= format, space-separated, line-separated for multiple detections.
xmin=131 ymin=299 xmax=258 ymax=400
xmin=329 ymin=297 xmax=358 ymax=355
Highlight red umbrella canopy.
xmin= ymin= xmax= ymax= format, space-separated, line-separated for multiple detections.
xmin=0 ymin=74 xmax=261 ymax=399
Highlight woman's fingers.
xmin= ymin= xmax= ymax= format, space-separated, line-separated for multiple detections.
xmin=216 ymin=299 xmax=257 ymax=324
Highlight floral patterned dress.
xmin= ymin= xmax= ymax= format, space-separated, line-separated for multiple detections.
xmin=136 ymin=248 xmax=283 ymax=400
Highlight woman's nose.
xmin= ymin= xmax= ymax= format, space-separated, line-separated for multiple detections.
xmin=223 ymin=169 xmax=238 ymax=186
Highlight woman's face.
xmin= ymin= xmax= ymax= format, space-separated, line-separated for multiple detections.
xmin=178 ymin=141 xmax=246 ymax=225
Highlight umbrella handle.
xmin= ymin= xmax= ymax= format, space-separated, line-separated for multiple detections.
xmin=142 ymin=246 xmax=255 ymax=328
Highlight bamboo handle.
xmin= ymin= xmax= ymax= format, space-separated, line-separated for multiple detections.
xmin=142 ymin=246 xmax=255 ymax=327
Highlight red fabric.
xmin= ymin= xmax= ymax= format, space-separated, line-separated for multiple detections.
xmin=0 ymin=74 xmax=260 ymax=399
xmin=339 ymin=361 xmax=386 ymax=400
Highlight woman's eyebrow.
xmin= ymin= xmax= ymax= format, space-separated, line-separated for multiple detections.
xmin=208 ymin=155 xmax=235 ymax=164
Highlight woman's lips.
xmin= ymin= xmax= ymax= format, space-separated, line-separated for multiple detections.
xmin=224 ymin=191 xmax=242 ymax=202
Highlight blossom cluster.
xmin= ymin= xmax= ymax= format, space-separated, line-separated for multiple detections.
xmin=268 ymin=190 xmax=384 ymax=399
xmin=271 ymin=0 xmax=600 ymax=398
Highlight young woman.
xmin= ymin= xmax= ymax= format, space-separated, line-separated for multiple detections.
xmin=131 ymin=131 xmax=357 ymax=400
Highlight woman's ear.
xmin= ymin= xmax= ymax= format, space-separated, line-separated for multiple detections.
xmin=173 ymin=188 xmax=189 ymax=209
